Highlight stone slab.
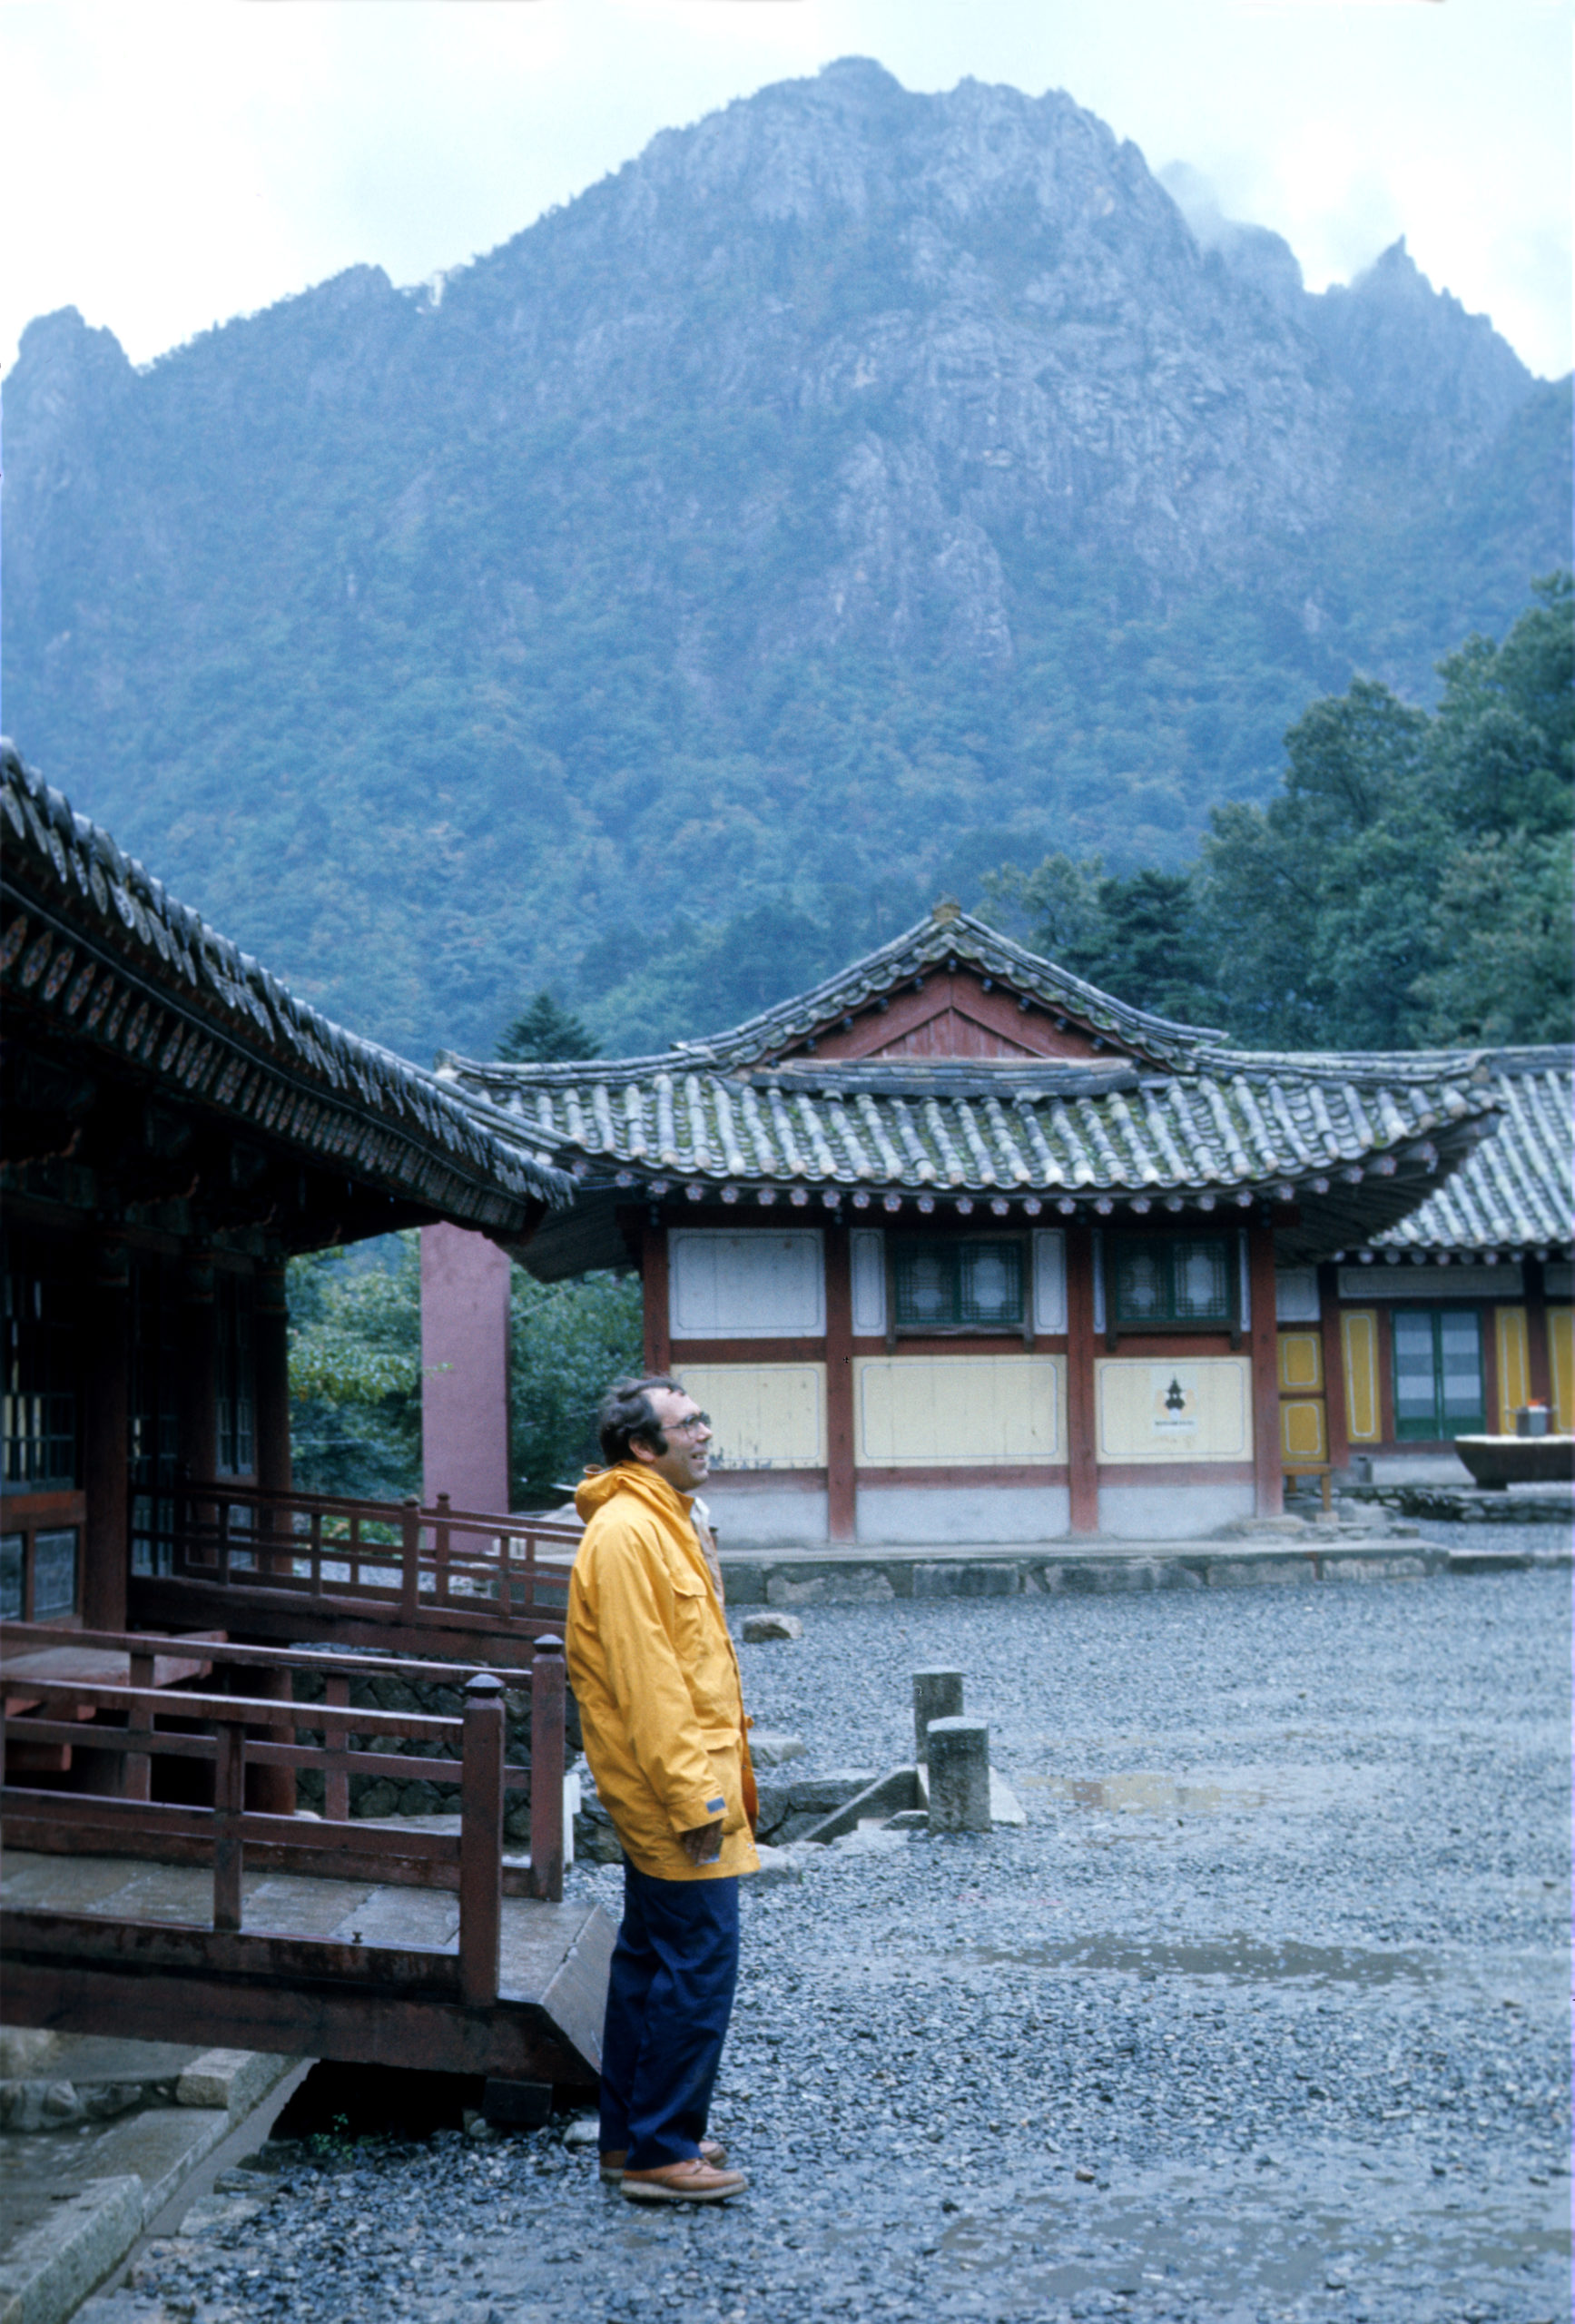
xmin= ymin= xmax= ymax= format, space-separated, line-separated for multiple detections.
xmin=0 ymin=2174 xmax=144 ymax=2324
xmin=721 ymin=1540 xmax=1454 ymax=1601
xmin=174 ymin=2052 xmax=284 ymax=2117
xmin=799 ymin=1768 xmax=920 ymax=1846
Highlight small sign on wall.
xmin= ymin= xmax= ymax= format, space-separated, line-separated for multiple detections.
xmin=1148 ymin=1365 xmax=1200 ymax=1437
xmin=1095 ymin=1357 xmax=1251 ymax=1462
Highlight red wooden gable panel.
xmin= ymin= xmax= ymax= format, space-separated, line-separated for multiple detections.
xmin=783 ymin=971 xmax=1116 ymax=1062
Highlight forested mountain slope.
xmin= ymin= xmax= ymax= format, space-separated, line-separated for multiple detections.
xmin=4 ymin=56 xmax=1567 ymax=1058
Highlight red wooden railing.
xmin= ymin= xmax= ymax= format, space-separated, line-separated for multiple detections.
xmin=1 ymin=1626 xmax=568 ymax=1998
xmin=129 ymin=1482 xmax=580 ymax=1666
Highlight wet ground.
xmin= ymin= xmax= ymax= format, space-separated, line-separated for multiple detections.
xmin=126 ymin=1550 xmax=1569 ymax=2324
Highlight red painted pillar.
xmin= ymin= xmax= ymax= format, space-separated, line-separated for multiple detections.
xmin=1524 ymin=1257 xmax=1551 ymax=1410
xmin=1066 ymin=1226 xmax=1099 ymax=1535
xmin=642 ymin=1218 xmax=671 ymax=1377
xmin=420 ymin=1225 xmax=512 ymax=1513
xmin=1317 ymin=1262 xmax=1349 ymax=1474
xmin=1249 ymin=1222 xmax=1284 ymax=1517
xmin=824 ymin=1224 xmax=856 ymax=1542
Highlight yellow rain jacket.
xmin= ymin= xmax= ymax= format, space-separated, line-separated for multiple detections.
xmin=566 ymin=1464 xmax=759 ymax=1884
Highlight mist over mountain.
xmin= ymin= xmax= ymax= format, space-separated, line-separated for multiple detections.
xmin=4 ymin=57 xmax=1566 ymax=1058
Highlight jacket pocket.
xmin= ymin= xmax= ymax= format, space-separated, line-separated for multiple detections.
xmin=704 ymin=1740 xmax=747 ymax=1837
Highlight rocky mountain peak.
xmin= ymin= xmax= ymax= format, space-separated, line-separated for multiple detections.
xmin=1307 ymin=236 xmax=1534 ymax=452
xmin=0 ymin=64 xmax=1562 ymax=1060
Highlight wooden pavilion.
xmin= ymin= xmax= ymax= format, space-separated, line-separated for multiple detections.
xmin=2 ymin=740 xmax=611 ymax=2093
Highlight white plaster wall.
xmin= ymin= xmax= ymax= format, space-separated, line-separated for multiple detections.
xmin=1033 ymin=1230 xmax=1067 ymax=1333
xmin=853 ymin=1355 xmax=1065 ymax=1465
xmin=856 ymin=1484 xmax=1070 ymax=1545
xmin=1275 ymin=1267 xmax=1321 ymax=1322
xmin=669 ymin=1229 xmax=825 ymax=1337
xmin=701 ymin=1481 xmax=830 ymax=1548
xmin=851 ymin=1230 xmax=886 ymax=1335
xmin=673 ymin=1363 xmax=826 ymax=1469
xmin=1097 ymin=1482 xmax=1255 ymax=1539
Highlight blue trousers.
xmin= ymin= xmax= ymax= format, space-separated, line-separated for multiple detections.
xmin=599 ymin=1862 xmax=739 ymax=2170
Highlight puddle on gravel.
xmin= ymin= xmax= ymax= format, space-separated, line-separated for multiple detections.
xmin=1018 ymin=1764 xmax=1364 ymax=1817
xmin=917 ymin=2161 xmax=1570 ymax=2316
xmin=964 ymin=1932 xmax=1438 ymax=1985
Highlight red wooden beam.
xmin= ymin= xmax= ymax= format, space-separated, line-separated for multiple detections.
xmin=1249 ymin=1222 xmax=1284 ymax=1517
xmin=823 ymin=1225 xmax=857 ymax=1542
xmin=1065 ymin=1226 xmax=1099 ymax=1534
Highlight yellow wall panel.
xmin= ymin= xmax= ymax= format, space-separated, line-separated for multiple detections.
xmin=1094 ymin=1358 xmax=1251 ymax=1464
xmin=1281 ymin=1398 xmax=1327 ymax=1462
xmin=1550 ymin=1307 xmax=1574 ymax=1433
xmin=852 ymin=1355 xmax=1064 ymax=1467
xmin=1277 ymin=1331 xmax=1323 ymax=1393
xmin=1493 ymin=1306 xmax=1530 ymax=1432
xmin=671 ymin=1364 xmax=825 ymax=1470
xmin=1341 ymin=1310 xmax=1381 ymax=1443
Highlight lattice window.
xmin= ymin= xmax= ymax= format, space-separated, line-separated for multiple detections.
xmin=1112 ymin=1236 xmax=1231 ymax=1328
xmin=892 ymin=1239 xmax=1024 ymax=1331
xmin=3 ymin=1247 xmax=80 ymax=1489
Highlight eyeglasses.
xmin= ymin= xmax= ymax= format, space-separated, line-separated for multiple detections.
xmin=665 ymin=1412 xmax=712 ymax=1436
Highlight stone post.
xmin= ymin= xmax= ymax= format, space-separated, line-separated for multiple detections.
xmin=926 ymin=1717 xmax=991 ymax=1834
xmin=912 ymin=1668 xmax=964 ymax=1764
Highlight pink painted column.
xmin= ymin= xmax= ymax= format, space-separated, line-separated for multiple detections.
xmin=420 ymin=1224 xmax=512 ymax=1514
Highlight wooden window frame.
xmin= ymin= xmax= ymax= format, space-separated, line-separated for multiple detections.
xmin=1105 ymin=1231 xmax=1238 ymax=1351
xmin=0 ymin=1488 xmax=86 ymax=1625
xmin=885 ymin=1232 xmax=1032 ymax=1351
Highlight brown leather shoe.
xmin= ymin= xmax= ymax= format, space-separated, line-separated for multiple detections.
xmin=599 ymin=2138 xmax=728 ymax=2184
xmin=620 ymin=2155 xmax=748 ymax=2204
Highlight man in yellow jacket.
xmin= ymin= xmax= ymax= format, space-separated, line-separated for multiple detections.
xmin=567 ymin=1375 xmax=758 ymax=2204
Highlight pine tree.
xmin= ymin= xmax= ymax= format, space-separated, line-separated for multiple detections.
xmin=497 ymin=992 xmax=596 ymax=1064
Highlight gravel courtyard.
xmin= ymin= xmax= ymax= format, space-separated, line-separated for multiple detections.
xmin=132 ymin=1548 xmax=1569 ymax=2324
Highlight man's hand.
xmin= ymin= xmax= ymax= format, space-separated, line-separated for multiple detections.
xmin=679 ymin=1820 xmax=724 ymax=1866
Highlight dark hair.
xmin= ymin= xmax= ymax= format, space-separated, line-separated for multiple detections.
xmin=598 ymin=1375 xmax=684 ymax=1467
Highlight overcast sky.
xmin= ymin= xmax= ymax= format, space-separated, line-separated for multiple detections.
xmin=4 ymin=0 xmax=1570 ymax=381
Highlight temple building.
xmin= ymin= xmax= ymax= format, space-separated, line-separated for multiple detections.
xmin=1 ymin=741 xmax=568 ymax=1632
xmin=438 ymin=903 xmax=1572 ymax=1544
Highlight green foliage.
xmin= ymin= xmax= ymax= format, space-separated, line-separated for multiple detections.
xmin=1196 ymin=574 xmax=1572 ymax=1049
xmin=497 ymin=991 xmax=597 ymax=1063
xmin=287 ymin=1237 xmax=423 ymax=1500
xmin=989 ymin=856 xmax=1220 ymax=1029
xmin=999 ymin=577 xmax=1574 ymax=1053
xmin=286 ymin=1230 xmax=642 ymax=1505
xmin=510 ymin=1269 xmax=644 ymax=1494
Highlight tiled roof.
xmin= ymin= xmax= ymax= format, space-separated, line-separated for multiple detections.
xmin=1 ymin=741 xmax=570 ymax=1230
xmin=442 ymin=1042 xmax=1507 ymax=1267
xmin=440 ymin=914 xmax=1575 ymax=1271
xmin=1363 ymin=1050 xmax=1571 ymax=1261
xmin=468 ymin=903 xmax=1225 ymax=1078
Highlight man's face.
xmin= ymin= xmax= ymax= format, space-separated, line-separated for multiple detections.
xmin=631 ymin=1387 xmax=713 ymax=1493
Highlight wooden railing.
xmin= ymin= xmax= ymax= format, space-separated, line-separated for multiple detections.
xmin=129 ymin=1482 xmax=579 ymax=1666
xmin=1 ymin=1626 xmax=568 ymax=1996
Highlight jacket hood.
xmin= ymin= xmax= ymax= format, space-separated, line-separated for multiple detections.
xmin=575 ymin=1462 xmax=694 ymax=1527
